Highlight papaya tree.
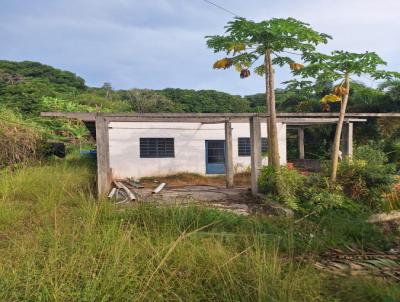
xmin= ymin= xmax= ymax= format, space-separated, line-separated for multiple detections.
xmin=206 ymin=17 xmax=331 ymax=168
xmin=295 ymin=51 xmax=400 ymax=181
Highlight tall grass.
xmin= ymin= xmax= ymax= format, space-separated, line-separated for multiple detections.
xmin=0 ymin=107 xmax=45 ymax=168
xmin=0 ymin=160 xmax=398 ymax=301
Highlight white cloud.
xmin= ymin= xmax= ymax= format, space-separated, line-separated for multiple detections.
xmin=0 ymin=0 xmax=398 ymax=95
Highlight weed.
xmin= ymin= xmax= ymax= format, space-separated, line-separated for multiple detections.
xmin=0 ymin=160 xmax=397 ymax=301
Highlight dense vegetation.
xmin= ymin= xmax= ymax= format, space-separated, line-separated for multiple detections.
xmin=1 ymin=61 xmax=400 ymax=300
xmin=2 ymin=59 xmax=400 ymax=163
xmin=0 ymin=158 xmax=399 ymax=301
xmin=2 ymin=60 xmax=400 ymax=116
xmin=259 ymin=144 xmax=399 ymax=213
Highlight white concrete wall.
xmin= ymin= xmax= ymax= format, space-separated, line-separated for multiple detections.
xmin=108 ymin=122 xmax=287 ymax=179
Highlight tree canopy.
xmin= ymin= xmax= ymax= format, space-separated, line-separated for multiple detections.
xmin=206 ymin=17 xmax=331 ymax=169
xmin=290 ymin=50 xmax=400 ymax=181
xmin=296 ymin=51 xmax=400 ymax=83
xmin=206 ymin=17 xmax=331 ymax=78
xmin=0 ymin=60 xmax=86 ymax=89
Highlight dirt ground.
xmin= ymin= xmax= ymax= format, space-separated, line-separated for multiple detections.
xmin=138 ymin=172 xmax=251 ymax=188
xmin=115 ymin=172 xmax=259 ymax=215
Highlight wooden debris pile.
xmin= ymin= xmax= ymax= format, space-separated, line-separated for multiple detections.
xmin=108 ymin=179 xmax=166 ymax=204
xmin=315 ymin=247 xmax=400 ymax=281
xmin=368 ymin=210 xmax=400 ymax=223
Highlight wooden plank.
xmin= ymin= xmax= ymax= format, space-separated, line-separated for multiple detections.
xmin=224 ymin=120 xmax=234 ymax=188
xmin=114 ymin=181 xmax=136 ymax=200
xmin=298 ymin=127 xmax=305 ymax=160
xmin=152 ymin=183 xmax=166 ymax=194
xmin=108 ymin=187 xmax=117 ymax=198
xmin=96 ymin=114 xmax=111 ymax=198
xmin=250 ymin=116 xmax=262 ymax=195
xmin=368 ymin=210 xmax=400 ymax=223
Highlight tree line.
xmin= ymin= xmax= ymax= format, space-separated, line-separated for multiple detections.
xmin=1 ymin=60 xmax=399 ymax=116
xmin=1 ymin=59 xmax=400 ymax=165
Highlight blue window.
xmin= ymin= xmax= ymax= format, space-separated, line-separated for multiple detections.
xmin=140 ymin=138 xmax=174 ymax=158
xmin=238 ymin=137 xmax=268 ymax=156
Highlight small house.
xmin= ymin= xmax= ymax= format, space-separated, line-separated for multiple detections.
xmin=41 ymin=112 xmax=374 ymax=197
xmin=108 ymin=121 xmax=286 ymax=179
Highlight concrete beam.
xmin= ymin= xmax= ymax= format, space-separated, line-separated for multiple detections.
xmin=224 ymin=120 xmax=234 ymax=188
xmin=250 ymin=116 xmax=262 ymax=195
xmin=106 ymin=116 xmax=241 ymax=123
xmin=40 ymin=112 xmax=369 ymax=125
xmin=41 ymin=111 xmax=400 ymax=120
xmin=278 ymin=113 xmax=400 ymax=118
xmin=40 ymin=112 xmax=96 ymax=121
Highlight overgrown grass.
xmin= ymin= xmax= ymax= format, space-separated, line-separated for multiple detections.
xmin=0 ymin=160 xmax=398 ymax=301
xmin=0 ymin=106 xmax=46 ymax=168
xmin=323 ymin=276 xmax=400 ymax=302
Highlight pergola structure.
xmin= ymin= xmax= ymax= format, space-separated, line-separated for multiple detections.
xmin=41 ymin=112 xmax=400 ymax=198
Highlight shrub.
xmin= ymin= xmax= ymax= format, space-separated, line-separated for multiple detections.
xmin=299 ymin=173 xmax=349 ymax=214
xmin=259 ymin=144 xmax=396 ymax=215
xmin=258 ymin=166 xmax=304 ymax=209
xmin=259 ymin=167 xmax=349 ymax=214
xmin=40 ymin=96 xmax=95 ymax=112
xmin=337 ymin=145 xmax=396 ymax=211
xmin=0 ymin=107 xmax=46 ymax=168
xmin=258 ymin=166 xmax=278 ymax=194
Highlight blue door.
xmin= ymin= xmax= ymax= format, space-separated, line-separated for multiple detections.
xmin=205 ymin=140 xmax=225 ymax=174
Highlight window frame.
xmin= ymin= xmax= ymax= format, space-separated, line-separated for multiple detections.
xmin=139 ymin=137 xmax=175 ymax=158
xmin=237 ymin=137 xmax=268 ymax=157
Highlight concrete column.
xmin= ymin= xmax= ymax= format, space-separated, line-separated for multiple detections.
xmin=266 ymin=117 xmax=272 ymax=166
xmin=298 ymin=127 xmax=305 ymax=160
xmin=95 ymin=114 xmax=111 ymax=198
xmin=342 ymin=122 xmax=353 ymax=159
xmin=250 ymin=116 xmax=262 ymax=195
xmin=224 ymin=120 xmax=234 ymax=188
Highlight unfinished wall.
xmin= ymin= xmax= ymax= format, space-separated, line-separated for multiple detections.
xmin=108 ymin=122 xmax=287 ymax=179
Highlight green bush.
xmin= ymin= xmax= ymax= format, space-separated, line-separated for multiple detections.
xmin=258 ymin=145 xmax=396 ymax=214
xmin=337 ymin=145 xmax=396 ymax=211
xmin=258 ymin=166 xmax=304 ymax=209
xmin=40 ymin=96 xmax=95 ymax=112
xmin=259 ymin=167 xmax=349 ymax=214
xmin=299 ymin=173 xmax=349 ymax=214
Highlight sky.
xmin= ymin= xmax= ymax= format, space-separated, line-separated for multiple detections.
xmin=1 ymin=0 xmax=399 ymax=95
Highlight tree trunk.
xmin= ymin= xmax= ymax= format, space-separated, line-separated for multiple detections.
xmin=331 ymin=73 xmax=350 ymax=182
xmin=264 ymin=49 xmax=280 ymax=168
